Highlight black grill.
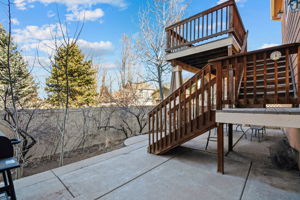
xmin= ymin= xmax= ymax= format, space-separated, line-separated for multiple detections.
xmin=0 ymin=136 xmax=14 ymax=159
xmin=0 ymin=133 xmax=21 ymax=200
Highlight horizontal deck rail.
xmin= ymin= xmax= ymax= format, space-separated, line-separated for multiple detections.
xmin=165 ymin=0 xmax=246 ymax=53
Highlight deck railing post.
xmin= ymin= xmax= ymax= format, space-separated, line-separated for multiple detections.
xmin=216 ymin=62 xmax=223 ymax=110
xmin=217 ymin=123 xmax=224 ymax=174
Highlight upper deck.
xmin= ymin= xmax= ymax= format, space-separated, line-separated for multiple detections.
xmin=166 ymin=0 xmax=247 ymax=71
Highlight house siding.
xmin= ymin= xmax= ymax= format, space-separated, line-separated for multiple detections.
xmin=281 ymin=2 xmax=300 ymax=168
xmin=282 ymin=5 xmax=300 ymax=87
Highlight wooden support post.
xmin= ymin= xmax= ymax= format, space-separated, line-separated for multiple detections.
xmin=228 ymin=124 xmax=233 ymax=152
xmin=217 ymin=123 xmax=224 ymax=174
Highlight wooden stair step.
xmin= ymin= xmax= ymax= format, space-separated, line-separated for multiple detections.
xmin=239 ymin=90 xmax=294 ymax=96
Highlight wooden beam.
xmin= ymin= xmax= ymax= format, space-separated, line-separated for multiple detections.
xmin=172 ymin=60 xmax=200 ymax=74
xmin=217 ymin=123 xmax=224 ymax=174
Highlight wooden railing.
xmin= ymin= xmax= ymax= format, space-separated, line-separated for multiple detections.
xmin=148 ymin=64 xmax=217 ymax=154
xmin=165 ymin=0 xmax=246 ymax=53
xmin=212 ymin=43 xmax=300 ymax=107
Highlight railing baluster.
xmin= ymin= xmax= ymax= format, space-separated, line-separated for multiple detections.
xmin=164 ymin=102 xmax=167 ymax=148
xmin=189 ymin=81 xmax=192 ymax=132
xmin=175 ymin=26 xmax=178 ymax=47
xmin=173 ymin=94 xmax=176 ymax=142
xmin=206 ymin=14 xmax=208 ymax=36
xmin=183 ymin=87 xmax=187 ymax=136
xmin=152 ymin=111 xmax=155 ymax=152
xmin=169 ymin=98 xmax=172 ymax=145
xmin=226 ymin=61 xmax=230 ymax=104
xmin=189 ymin=21 xmax=192 ymax=42
xmin=194 ymin=19 xmax=197 ymax=40
xmin=263 ymin=53 xmax=267 ymax=105
xmin=202 ymin=15 xmax=204 ymax=38
xmin=148 ymin=113 xmax=151 ymax=152
xmin=201 ymin=70 xmax=205 ymax=125
xmin=216 ymin=10 xmax=218 ymax=33
xmin=243 ymin=56 xmax=247 ymax=104
xmin=160 ymin=105 xmax=163 ymax=149
xmin=185 ymin=23 xmax=188 ymax=42
xmin=208 ymin=65 xmax=212 ymax=122
xmin=198 ymin=17 xmax=200 ymax=39
xmin=211 ymin=12 xmax=213 ymax=35
xmin=178 ymin=89 xmax=182 ymax=139
xmin=156 ymin=110 xmax=159 ymax=151
xmin=221 ymin=8 xmax=223 ymax=31
xmin=216 ymin=62 xmax=223 ymax=110
xmin=195 ymin=75 xmax=199 ymax=128
xmin=285 ymin=49 xmax=290 ymax=103
xmin=234 ymin=57 xmax=239 ymax=105
xmin=253 ymin=54 xmax=257 ymax=104
xmin=226 ymin=5 xmax=228 ymax=30
xmin=274 ymin=59 xmax=278 ymax=104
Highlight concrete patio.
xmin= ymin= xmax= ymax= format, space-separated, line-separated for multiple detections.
xmin=8 ymin=128 xmax=300 ymax=200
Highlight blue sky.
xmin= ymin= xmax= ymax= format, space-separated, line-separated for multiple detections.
xmin=0 ymin=0 xmax=282 ymax=98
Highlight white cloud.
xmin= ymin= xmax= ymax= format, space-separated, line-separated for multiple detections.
xmin=14 ymin=0 xmax=27 ymax=10
xmin=77 ymin=39 xmax=113 ymax=57
xmin=95 ymin=63 xmax=117 ymax=69
xmin=21 ymin=39 xmax=113 ymax=57
xmin=13 ymin=24 xmax=64 ymax=43
xmin=259 ymin=43 xmax=279 ymax=49
xmin=14 ymin=23 xmax=113 ymax=61
xmin=24 ymin=55 xmax=50 ymax=67
xmin=217 ymin=0 xmax=246 ymax=4
xmin=66 ymin=8 xmax=104 ymax=22
xmin=14 ymin=0 xmax=127 ymax=10
xmin=11 ymin=18 xmax=20 ymax=25
xmin=47 ymin=10 xmax=56 ymax=18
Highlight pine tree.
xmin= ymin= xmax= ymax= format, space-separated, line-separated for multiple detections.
xmin=45 ymin=43 xmax=98 ymax=107
xmin=0 ymin=24 xmax=38 ymax=108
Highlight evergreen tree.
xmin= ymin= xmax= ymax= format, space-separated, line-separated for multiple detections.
xmin=0 ymin=24 xmax=38 ymax=108
xmin=45 ymin=43 xmax=98 ymax=107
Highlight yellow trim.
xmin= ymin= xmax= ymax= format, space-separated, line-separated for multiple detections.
xmin=271 ymin=0 xmax=284 ymax=21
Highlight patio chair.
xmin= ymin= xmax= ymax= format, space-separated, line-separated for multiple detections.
xmin=250 ymin=126 xmax=266 ymax=142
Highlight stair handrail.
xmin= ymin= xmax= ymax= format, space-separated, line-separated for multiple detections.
xmin=149 ymin=63 xmax=212 ymax=116
xmin=148 ymin=63 xmax=217 ymax=154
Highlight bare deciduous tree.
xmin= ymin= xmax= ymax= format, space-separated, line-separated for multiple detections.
xmin=43 ymin=18 xmax=84 ymax=166
xmin=0 ymin=0 xmax=40 ymax=178
xmin=136 ymin=0 xmax=188 ymax=101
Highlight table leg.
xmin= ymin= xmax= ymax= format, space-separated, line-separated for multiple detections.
xmin=6 ymin=170 xmax=17 ymax=200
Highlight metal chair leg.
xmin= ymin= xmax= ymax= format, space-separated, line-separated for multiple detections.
xmin=205 ymin=130 xmax=211 ymax=150
xmin=2 ymin=171 xmax=10 ymax=198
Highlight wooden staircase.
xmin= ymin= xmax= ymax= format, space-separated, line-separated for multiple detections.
xmin=148 ymin=64 xmax=217 ymax=154
xmin=148 ymin=43 xmax=300 ymax=155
